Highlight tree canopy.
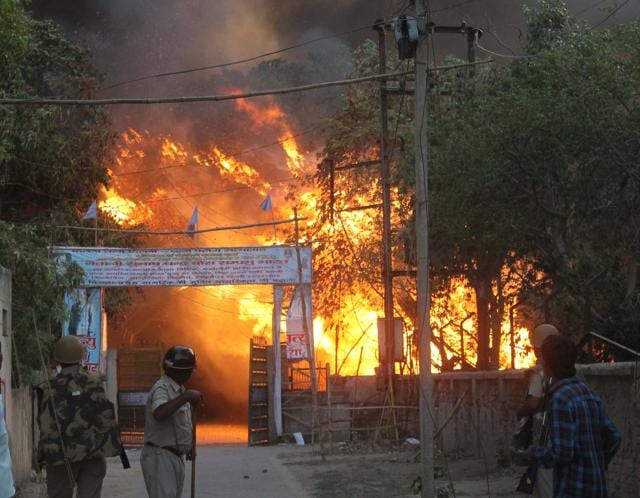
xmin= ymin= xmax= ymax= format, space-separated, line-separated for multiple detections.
xmin=0 ymin=0 xmax=117 ymax=378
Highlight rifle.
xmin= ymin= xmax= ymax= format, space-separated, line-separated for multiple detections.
xmin=516 ymin=379 xmax=551 ymax=494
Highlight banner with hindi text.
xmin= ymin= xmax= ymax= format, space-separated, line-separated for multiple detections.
xmin=52 ymin=246 xmax=312 ymax=287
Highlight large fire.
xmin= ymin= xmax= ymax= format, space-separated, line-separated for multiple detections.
xmin=100 ymin=97 xmax=536 ymax=381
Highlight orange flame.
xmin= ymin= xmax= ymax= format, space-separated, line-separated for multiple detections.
xmin=98 ymin=186 xmax=153 ymax=226
xmin=105 ymin=105 xmax=536 ymax=379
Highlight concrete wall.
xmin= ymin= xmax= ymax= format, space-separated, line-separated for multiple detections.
xmin=6 ymin=387 xmax=34 ymax=485
xmin=323 ymin=364 xmax=639 ymax=496
xmin=0 ymin=266 xmax=12 ymax=398
xmin=431 ymin=364 xmax=639 ymax=495
xmin=1 ymin=266 xmax=36 ymax=487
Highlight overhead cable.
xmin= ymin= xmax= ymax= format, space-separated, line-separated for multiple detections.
xmin=104 ymin=23 xmax=379 ymax=90
xmin=55 ymin=217 xmax=307 ymax=236
xmin=0 ymin=60 xmax=493 ymax=107
xmin=593 ymin=0 xmax=632 ymax=28
xmin=476 ymin=43 xmax=532 ymax=59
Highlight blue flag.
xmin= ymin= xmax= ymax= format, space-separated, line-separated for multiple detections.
xmin=260 ymin=193 xmax=272 ymax=212
xmin=82 ymin=200 xmax=97 ymax=221
xmin=186 ymin=205 xmax=198 ymax=239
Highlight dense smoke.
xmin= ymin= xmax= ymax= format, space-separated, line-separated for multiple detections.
xmin=30 ymin=0 xmax=639 ymax=424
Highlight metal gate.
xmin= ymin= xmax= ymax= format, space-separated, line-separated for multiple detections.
xmin=248 ymin=337 xmax=269 ymax=445
xmin=117 ymin=347 xmax=163 ymax=446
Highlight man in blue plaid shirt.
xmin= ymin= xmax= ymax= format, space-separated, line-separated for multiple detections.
xmin=529 ymin=335 xmax=621 ymax=497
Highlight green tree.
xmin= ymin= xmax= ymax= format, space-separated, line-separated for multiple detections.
xmin=0 ymin=0 xmax=120 ymax=378
xmin=431 ymin=0 xmax=640 ymax=352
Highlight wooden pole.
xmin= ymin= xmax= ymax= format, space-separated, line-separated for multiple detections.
xmin=414 ymin=1 xmax=435 ymax=496
xmin=190 ymin=413 xmax=197 ymax=498
xmin=326 ymin=363 xmax=333 ymax=452
xmin=293 ymin=209 xmax=322 ymax=457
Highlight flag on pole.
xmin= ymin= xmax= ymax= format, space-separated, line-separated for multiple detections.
xmin=259 ymin=193 xmax=272 ymax=212
xmin=81 ymin=200 xmax=97 ymax=221
xmin=186 ymin=205 xmax=198 ymax=239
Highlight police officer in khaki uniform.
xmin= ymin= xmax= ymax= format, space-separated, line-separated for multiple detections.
xmin=141 ymin=345 xmax=201 ymax=498
xmin=36 ymin=336 xmax=121 ymax=498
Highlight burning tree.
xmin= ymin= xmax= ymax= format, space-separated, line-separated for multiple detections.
xmin=430 ymin=0 xmax=640 ymax=357
xmin=315 ymin=1 xmax=640 ymax=370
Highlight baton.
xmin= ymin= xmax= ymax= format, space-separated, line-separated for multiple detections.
xmin=190 ymin=410 xmax=197 ymax=498
xmin=120 ymin=445 xmax=131 ymax=469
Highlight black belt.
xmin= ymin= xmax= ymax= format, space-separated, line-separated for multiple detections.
xmin=145 ymin=441 xmax=183 ymax=458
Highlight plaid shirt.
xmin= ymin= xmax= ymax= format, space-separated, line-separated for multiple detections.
xmin=531 ymin=376 xmax=621 ymax=497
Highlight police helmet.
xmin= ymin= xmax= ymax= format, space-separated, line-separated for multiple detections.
xmin=530 ymin=323 xmax=559 ymax=348
xmin=164 ymin=345 xmax=196 ymax=370
xmin=53 ymin=335 xmax=85 ymax=364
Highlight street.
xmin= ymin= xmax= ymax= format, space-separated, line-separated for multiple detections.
xmin=103 ymin=444 xmax=309 ymax=498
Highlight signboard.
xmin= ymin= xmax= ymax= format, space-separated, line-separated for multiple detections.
xmin=285 ymin=287 xmax=312 ymax=360
xmin=62 ymin=288 xmax=102 ymax=372
xmin=118 ymin=391 xmax=149 ymax=407
xmin=377 ymin=317 xmax=404 ymax=363
xmin=52 ymin=246 xmax=312 ymax=287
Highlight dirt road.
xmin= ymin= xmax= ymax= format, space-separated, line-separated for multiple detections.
xmin=102 ymin=443 xmax=521 ymax=498
xmin=101 ymin=424 xmax=520 ymax=498
xmin=103 ymin=444 xmax=309 ymax=498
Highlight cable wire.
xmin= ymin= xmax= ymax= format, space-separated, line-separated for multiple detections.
xmin=112 ymin=123 xmax=326 ymax=177
xmin=103 ymin=23 xmax=380 ymax=90
xmin=593 ymin=0 xmax=632 ymax=28
xmin=476 ymin=42 xmax=533 ymax=59
xmin=1 ymin=63 xmax=489 ymax=106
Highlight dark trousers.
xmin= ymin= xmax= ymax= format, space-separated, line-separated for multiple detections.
xmin=46 ymin=457 xmax=107 ymax=498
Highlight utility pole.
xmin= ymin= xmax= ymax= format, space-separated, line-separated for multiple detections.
xmin=413 ymin=1 xmax=434 ymax=497
xmin=375 ymin=20 xmax=399 ymax=444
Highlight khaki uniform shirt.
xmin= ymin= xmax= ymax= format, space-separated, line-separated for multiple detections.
xmin=143 ymin=375 xmax=193 ymax=454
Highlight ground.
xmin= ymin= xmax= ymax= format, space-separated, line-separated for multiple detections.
xmin=101 ymin=444 xmax=523 ymax=498
xmin=16 ymin=425 xmax=525 ymax=497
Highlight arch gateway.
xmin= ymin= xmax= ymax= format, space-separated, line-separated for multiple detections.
xmin=52 ymin=244 xmax=314 ymax=440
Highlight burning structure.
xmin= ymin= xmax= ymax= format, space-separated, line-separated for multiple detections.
xmin=28 ymin=0 xmax=553 ymax=435
xmin=100 ymin=90 xmax=536 ymax=431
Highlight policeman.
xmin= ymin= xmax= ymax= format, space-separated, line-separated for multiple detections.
xmin=36 ymin=336 xmax=121 ymax=498
xmin=141 ymin=345 xmax=202 ymax=498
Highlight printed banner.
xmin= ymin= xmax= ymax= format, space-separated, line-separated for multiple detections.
xmin=62 ymin=288 xmax=102 ymax=372
xmin=52 ymin=246 xmax=312 ymax=287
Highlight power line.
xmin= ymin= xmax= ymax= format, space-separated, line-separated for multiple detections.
xmin=2 ymin=71 xmax=409 ymax=106
xmin=593 ymin=0 xmax=632 ymax=28
xmin=1 ymin=165 xmax=313 ymax=210
xmin=576 ymin=0 xmax=611 ymax=16
xmin=431 ymin=0 xmax=483 ymax=14
xmin=138 ymin=172 xmax=311 ymax=204
xmin=0 ymin=61 xmax=491 ymax=106
xmin=112 ymin=123 xmax=326 ymax=177
xmin=476 ymin=42 xmax=532 ymax=59
xmin=55 ymin=216 xmax=306 ymax=235
xmin=103 ymin=23 xmax=379 ymax=90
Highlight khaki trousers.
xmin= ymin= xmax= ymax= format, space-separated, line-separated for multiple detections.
xmin=141 ymin=445 xmax=185 ymax=498
xmin=46 ymin=458 xmax=106 ymax=498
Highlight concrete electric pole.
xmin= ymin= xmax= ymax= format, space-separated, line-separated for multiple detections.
xmin=413 ymin=1 xmax=434 ymax=497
